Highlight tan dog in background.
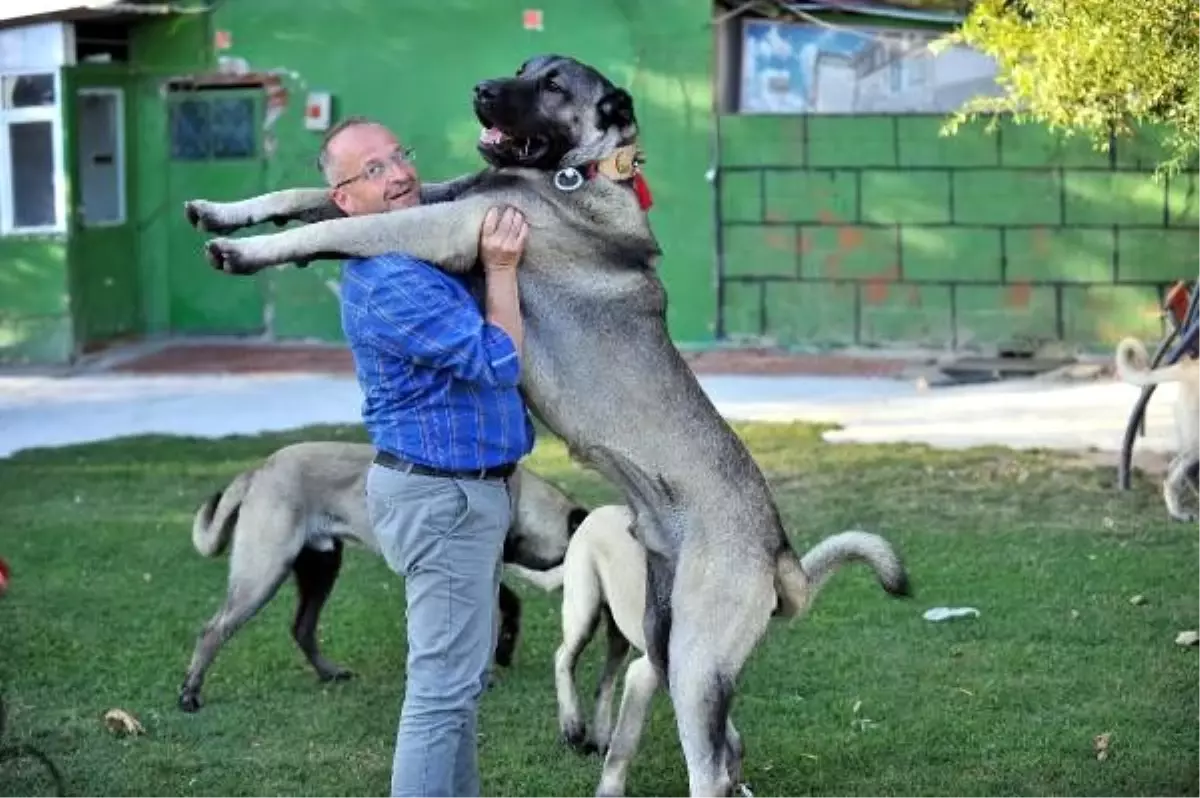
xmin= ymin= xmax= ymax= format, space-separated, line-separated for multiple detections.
xmin=1115 ymin=337 xmax=1199 ymax=522
xmin=508 ymin=505 xmax=908 ymax=797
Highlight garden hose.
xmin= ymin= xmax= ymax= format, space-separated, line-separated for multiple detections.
xmin=0 ymin=693 xmax=67 ymax=796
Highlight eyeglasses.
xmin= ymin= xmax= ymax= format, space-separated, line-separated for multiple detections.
xmin=334 ymin=147 xmax=417 ymax=189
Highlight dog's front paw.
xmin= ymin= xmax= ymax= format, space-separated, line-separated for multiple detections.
xmin=204 ymin=238 xmax=251 ymax=275
xmin=178 ymin=689 xmax=203 ymax=713
xmin=185 ymin=200 xmax=243 ymax=234
xmin=318 ymin=666 xmax=355 ymax=683
xmin=560 ymin=718 xmax=590 ymax=753
xmin=1169 ymin=509 xmax=1198 ymax=523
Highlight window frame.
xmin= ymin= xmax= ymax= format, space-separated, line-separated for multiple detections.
xmin=0 ymin=67 xmax=66 ymax=236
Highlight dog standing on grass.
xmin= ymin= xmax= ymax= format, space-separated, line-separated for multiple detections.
xmin=1114 ymin=337 xmax=1199 ymax=522
xmin=508 ymin=504 xmax=910 ymax=797
xmin=178 ymin=441 xmax=587 ymax=713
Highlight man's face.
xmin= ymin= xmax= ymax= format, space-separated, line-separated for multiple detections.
xmin=326 ymin=123 xmax=420 ymax=216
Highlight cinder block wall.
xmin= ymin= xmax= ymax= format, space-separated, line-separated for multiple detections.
xmin=716 ymin=114 xmax=1199 ymax=354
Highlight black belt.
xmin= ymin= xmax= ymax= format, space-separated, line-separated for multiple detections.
xmin=373 ymin=450 xmax=516 ymax=481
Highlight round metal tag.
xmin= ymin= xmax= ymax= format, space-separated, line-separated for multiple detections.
xmin=553 ymin=167 xmax=584 ymax=192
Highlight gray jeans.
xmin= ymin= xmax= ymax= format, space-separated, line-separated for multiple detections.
xmin=366 ymin=463 xmax=512 ymax=798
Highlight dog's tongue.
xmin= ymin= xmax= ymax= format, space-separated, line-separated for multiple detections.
xmin=479 ymin=127 xmax=506 ymax=145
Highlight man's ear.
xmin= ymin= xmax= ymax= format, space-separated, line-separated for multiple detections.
xmin=330 ymin=187 xmax=353 ymax=215
xmin=597 ymin=88 xmax=636 ymax=130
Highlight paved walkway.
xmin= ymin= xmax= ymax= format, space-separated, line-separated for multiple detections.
xmin=0 ymin=368 xmax=1181 ymax=462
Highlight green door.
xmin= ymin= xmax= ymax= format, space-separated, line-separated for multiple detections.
xmin=65 ymin=65 xmax=140 ymax=351
xmin=164 ymin=87 xmax=267 ymax=334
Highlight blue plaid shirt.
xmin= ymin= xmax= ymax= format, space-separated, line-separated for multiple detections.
xmin=339 ymin=252 xmax=535 ymax=471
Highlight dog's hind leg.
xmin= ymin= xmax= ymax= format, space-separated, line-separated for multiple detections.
xmin=1164 ymin=451 xmax=1200 ymax=522
xmin=668 ymin=549 xmax=774 ymax=797
xmin=588 ymin=607 xmax=632 ymax=754
xmin=493 ymin=581 xmax=522 ymax=668
xmin=178 ymin=561 xmax=292 ymax=712
xmin=723 ymin=717 xmax=745 ymax=789
xmin=595 ymin=653 xmax=659 ymax=798
xmin=291 ymin=542 xmax=353 ymax=682
xmin=555 ymin=558 xmax=604 ymax=752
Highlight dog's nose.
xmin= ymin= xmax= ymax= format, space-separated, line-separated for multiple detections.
xmin=474 ymin=81 xmax=498 ymax=101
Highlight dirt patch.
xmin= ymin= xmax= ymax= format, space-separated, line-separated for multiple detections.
xmin=1052 ymin=448 xmax=1173 ymax=477
xmin=101 ymin=341 xmax=916 ymax=378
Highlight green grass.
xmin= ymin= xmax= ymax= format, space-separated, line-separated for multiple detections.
xmin=0 ymin=422 xmax=1196 ymax=797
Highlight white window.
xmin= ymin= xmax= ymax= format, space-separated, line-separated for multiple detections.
xmin=0 ymin=69 xmax=65 ymax=234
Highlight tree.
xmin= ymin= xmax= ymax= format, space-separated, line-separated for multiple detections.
xmin=933 ymin=0 xmax=1199 ymax=175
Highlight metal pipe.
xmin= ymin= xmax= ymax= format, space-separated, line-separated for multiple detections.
xmin=1108 ymin=294 xmax=1200 ymax=484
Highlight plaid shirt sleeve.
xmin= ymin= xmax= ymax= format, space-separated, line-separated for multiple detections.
xmin=364 ymin=260 xmax=521 ymax=388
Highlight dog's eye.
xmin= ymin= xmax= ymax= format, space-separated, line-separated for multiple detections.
xmin=545 ymin=78 xmax=565 ymax=94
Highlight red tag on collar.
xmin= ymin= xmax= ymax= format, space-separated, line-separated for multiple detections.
xmin=633 ymin=172 xmax=653 ymax=211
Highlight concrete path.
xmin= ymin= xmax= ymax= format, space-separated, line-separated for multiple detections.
xmin=0 ymin=369 xmax=1181 ymax=461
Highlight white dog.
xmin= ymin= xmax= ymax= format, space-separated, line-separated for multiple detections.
xmin=508 ymin=504 xmax=909 ymax=797
xmin=1114 ymin=337 xmax=1199 ymax=522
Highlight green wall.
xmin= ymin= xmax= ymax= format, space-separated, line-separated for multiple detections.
xmin=716 ymin=114 xmax=1199 ymax=354
xmin=0 ymin=239 xmax=72 ymax=364
xmin=197 ymin=0 xmax=715 ymax=344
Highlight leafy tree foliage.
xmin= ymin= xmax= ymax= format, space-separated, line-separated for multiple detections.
xmin=934 ymin=0 xmax=1198 ymax=174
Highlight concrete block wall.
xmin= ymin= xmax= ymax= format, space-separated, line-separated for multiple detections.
xmin=716 ymin=114 xmax=1199 ymax=354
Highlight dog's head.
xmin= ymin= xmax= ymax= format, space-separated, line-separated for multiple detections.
xmin=473 ymin=54 xmax=638 ymax=170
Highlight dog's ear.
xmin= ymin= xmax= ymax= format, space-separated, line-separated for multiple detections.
xmin=597 ymin=88 xmax=636 ymax=130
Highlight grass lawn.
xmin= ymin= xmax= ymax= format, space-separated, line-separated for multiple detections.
xmin=0 ymin=421 xmax=1196 ymax=797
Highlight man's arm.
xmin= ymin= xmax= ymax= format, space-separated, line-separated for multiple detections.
xmin=358 ymin=256 xmax=521 ymax=388
xmin=479 ymin=206 xmax=530 ymax=355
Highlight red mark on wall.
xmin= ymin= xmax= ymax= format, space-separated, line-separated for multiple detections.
xmin=214 ymin=30 xmax=232 ymax=50
xmin=798 ymin=230 xmax=813 ymax=254
xmin=864 ymin=278 xmax=890 ymax=304
xmin=837 ymin=226 xmax=865 ymax=250
xmin=1007 ymin=281 xmax=1033 ymax=308
xmin=1032 ymin=227 xmax=1050 ymax=257
xmin=816 ymin=209 xmax=839 ymax=224
xmin=523 ymin=9 xmax=544 ymax=30
xmin=764 ymin=231 xmax=792 ymax=251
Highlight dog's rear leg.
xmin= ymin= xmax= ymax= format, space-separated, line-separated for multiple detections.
xmin=669 ymin=553 xmax=774 ymax=797
xmin=555 ymin=560 xmax=604 ymax=751
xmin=179 ymin=565 xmax=291 ymax=712
xmin=292 ymin=542 xmax=353 ymax=682
xmin=595 ymin=654 xmax=659 ymax=798
xmin=494 ymin=582 xmax=522 ymax=668
xmin=1164 ymin=452 xmax=1200 ymax=522
xmin=589 ymin=607 xmax=632 ymax=754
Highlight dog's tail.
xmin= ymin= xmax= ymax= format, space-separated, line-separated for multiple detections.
xmin=504 ymin=562 xmax=565 ymax=592
xmin=1114 ymin=336 xmax=1194 ymax=386
xmin=191 ymin=469 xmax=254 ymax=558
xmin=774 ymin=530 xmax=910 ymax=618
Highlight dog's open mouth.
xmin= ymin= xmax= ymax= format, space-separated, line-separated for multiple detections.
xmin=477 ymin=126 xmax=550 ymax=164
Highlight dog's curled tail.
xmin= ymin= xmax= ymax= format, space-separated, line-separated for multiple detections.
xmin=1114 ymin=336 xmax=1192 ymax=387
xmin=191 ymin=470 xmax=253 ymax=558
xmin=774 ymin=530 xmax=910 ymax=618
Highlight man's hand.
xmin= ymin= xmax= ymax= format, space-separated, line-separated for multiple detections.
xmin=480 ymin=206 xmax=530 ymax=272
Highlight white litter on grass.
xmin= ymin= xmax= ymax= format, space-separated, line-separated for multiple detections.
xmin=923 ymin=606 xmax=981 ymax=622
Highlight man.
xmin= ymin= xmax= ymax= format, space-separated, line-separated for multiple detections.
xmin=319 ymin=115 xmax=534 ymax=797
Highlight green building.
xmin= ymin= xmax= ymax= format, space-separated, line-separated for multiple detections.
xmin=0 ymin=0 xmax=1193 ymax=366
